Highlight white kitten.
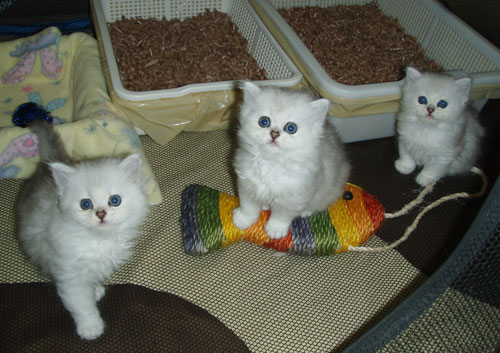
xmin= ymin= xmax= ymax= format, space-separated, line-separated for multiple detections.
xmin=17 ymin=120 xmax=149 ymax=340
xmin=395 ymin=67 xmax=484 ymax=186
xmin=232 ymin=82 xmax=350 ymax=239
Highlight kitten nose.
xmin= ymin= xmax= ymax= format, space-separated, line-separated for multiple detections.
xmin=96 ymin=210 xmax=107 ymax=220
xmin=427 ymin=107 xmax=435 ymax=114
xmin=270 ymin=130 xmax=280 ymax=140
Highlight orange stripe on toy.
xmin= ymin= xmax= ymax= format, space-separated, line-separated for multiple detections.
xmin=243 ymin=210 xmax=272 ymax=246
xmin=329 ymin=193 xmax=361 ymax=253
xmin=362 ymin=189 xmax=385 ymax=234
xmin=219 ymin=192 xmax=242 ymax=247
xmin=236 ymin=210 xmax=294 ymax=251
xmin=344 ymin=184 xmax=375 ymax=246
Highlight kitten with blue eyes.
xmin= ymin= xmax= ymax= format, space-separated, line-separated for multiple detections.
xmin=232 ymin=81 xmax=350 ymax=239
xmin=16 ymin=120 xmax=149 ymax=340
xmin=395 ymin=67 xmax=484 ymax=186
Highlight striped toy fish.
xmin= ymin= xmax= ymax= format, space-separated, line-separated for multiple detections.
xmin=181 ymin=183 xmax=385 ymax=256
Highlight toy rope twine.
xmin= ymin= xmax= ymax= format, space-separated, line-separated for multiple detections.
xmin=384 ymin=182 xmax=436 ymax=219
xmin=348 ymin=167 xmax=488 ymax=253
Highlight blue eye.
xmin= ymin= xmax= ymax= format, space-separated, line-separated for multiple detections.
xmin=80 ymin=199 xmax=93 ymax=210
xmin=418 ymin=96 xmax=427 ymax=105
xmin=284 ymin=122 xmax=297 ymax=134
xmin=108 ymin=195 xmax=122 ymax=207
xmin=437 ymin=100 xmax=448 ymax=109
xmin=258 ymin=116 xmax=271 ymax=128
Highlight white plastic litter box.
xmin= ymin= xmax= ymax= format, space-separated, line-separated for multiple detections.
xmin=90 ymin=0 xmax=304 ymax=144
xmin=249 ymin=0 xmax=500 ymax=142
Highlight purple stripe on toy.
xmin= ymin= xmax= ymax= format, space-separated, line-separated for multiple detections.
xmin=181 ymin=184 xmax=207 ymax=255
xmin=290 ymin=217 xmax=316 ymax=255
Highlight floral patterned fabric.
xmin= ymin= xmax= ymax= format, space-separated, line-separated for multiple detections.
xmin=0 ymin=27 xmax=161 ymax=205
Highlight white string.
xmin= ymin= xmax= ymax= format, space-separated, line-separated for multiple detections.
xmin=384 ymin=181 xmax=436 ymax=219
xmin=348 ymin=167 xmax=488 ymax=253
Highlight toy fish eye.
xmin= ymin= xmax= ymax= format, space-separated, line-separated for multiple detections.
xmin=418 ymin=96 xmax=428 ymax=105
xmin=108 ymin=195 xmax=122 ymax=207
xmin=284 ymin=122 xmax=297 ymax=134
xmin=258 ymin=116 xmax=271 ymax=128
xmin=437 ymin=100 xmax=448 ymax=109
xmin=343 ymin=191 xmax=354 ymax=201
xmin=80 ymin=198 xmax=93 ymax=210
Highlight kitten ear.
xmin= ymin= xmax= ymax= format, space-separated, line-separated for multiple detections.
xmin=405 ymin=67 xmax=422 ymax=84
xmin=455 ymin=77 xmax=472 ymax=98
xmin=310 ymin=98 xmax=330 ymax=118
xmin=240 ymin=81 xmax=261 ymax=101
xmin=120 ymin=153 xmax=143 ymax=182
xmin=49 ymin=162 xmax=75 ymax=190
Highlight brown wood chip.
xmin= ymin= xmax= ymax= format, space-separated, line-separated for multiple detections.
xmin=107 ymin=9 xmax=267 ymax=92
xmin=278 ymin=3 xmax=443 ymax=85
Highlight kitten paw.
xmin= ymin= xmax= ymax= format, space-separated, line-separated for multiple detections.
xmin=415 ymin=172 xmax=438 ymax=187
xmin=300 ymin=211 xmax=313 ymax=217
xmin=76 ymin=316 xmax=105 ymax=340
xmin=395 ymin=159 xmax=416 ymax=175
xmin=265 ymin=219 xmax=290 ymax=239
xmin=232 ymin=208 xmax=257 ymax=230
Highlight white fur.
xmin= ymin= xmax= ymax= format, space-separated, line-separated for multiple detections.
xmin=232 ymin=82 xmax=350 ymax=238
xmin=17 ymin=153 xmax=149 ymax=340
xmin=395 ymin=67 xmax=484 ymax=186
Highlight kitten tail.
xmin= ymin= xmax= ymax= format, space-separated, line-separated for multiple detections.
xmin=28 ymin=120 xmax=71 ymax=164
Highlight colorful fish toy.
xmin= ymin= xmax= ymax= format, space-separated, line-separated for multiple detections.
xmin=181 ymin=183 xmax=385 ymax=256
xmin=181 ymin=167 xmax=487 ymax=256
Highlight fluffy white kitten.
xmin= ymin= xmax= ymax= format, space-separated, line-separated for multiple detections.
xmin=17 ymin=120 xmax=149 ymax=340
xmin=395 ymin=67 xmax=484 ymax=186
xmin=232 ymin=81 xmax=350 ymax=239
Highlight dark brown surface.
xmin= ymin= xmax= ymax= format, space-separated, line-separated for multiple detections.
xmin=442 ymin=0 xmax=500 ymax=48
xmin=0 ymin=282 xmax=249 ymax=352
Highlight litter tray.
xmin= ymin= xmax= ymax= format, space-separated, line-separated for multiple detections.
xmin=91 ymin=0 xmax=303 ymax=145
xmin=250 ymin=0 xmax=500 ymax=142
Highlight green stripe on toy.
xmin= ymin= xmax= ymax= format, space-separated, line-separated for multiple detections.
xmin=195 ymin=185 xmax=224 ymax=251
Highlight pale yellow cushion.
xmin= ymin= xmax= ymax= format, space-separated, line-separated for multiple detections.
xmin=0 ymin=27 xmax=161 ymax=205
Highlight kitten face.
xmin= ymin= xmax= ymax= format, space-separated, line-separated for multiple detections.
xmin=49 ymin=153 xmax=145 ymax=230
xmin=238 ymin=81 xmax=330 ymax=154
xmin=401 ymin=67 xmax=471 ymax=123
